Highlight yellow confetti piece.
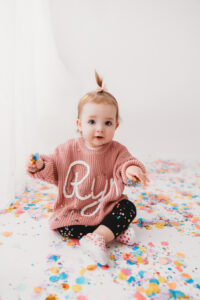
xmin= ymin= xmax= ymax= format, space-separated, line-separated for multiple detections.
xmin=87 ymin=265 xmax=97 ymax=271
xmin=2 ymin=232 xmax=12 ymax=237
xmin=167 ymin=282 xmax=176 ymax=290
xmin=45 ymin=295 xmax=58 ymax=300
xmin=139 ymin=246 xmax=146 ymax=252
xmin=110 ymin=254 xmax=115 ymax=260
xmin=72 ymin=284 xmax=82 ymax=292
xmin=34 ymin=287 xmax=42 ymax=293
xmin=150 ymin=282 xmax=160 ymax=292
xmin=156 ymin=222 xmax=165 ymax=229
xmin=174 ymin=260 xmax=183 ymax=267
xmin=157 ymin=275 xmax=166 ymax=283
xmin=136 ymin=256 xmax=144 ymax=263
xmin=118 ymin=272 xmax=127 ymax=280
xmin=146 ymin=225 xmax=153 ymax=230
xmin=80 ymin=268 xmax=86 ymax=276
xmin=145 ymin=283 xmax=160 ymax=296
xmin=50 ymin=267 xmax=59 ymax=274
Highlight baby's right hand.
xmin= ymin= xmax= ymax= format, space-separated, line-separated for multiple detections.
xmin=26 ymin=154 xmax=44 ymax=173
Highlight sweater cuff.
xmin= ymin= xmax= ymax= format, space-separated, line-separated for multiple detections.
xmin=121 ymin=159 xmax=146 ymax=185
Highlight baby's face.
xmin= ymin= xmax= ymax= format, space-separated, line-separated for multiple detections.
xmin=77 ymin=102 xmax=119 ymax=148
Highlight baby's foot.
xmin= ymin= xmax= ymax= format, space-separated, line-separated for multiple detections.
xmin=79 ymin=232 xmax=108 ymax=265
xmin=116 ymin=224 xmax=136 ymax=246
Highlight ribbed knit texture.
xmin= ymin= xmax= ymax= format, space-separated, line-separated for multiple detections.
xmin=27 ymin=137 xmax=146 ymax=230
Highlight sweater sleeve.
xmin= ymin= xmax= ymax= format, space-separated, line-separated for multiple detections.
xmin=27 ymin=149 xmax=58 ymax=186
xmin=113 ymin=144 xmax=146 ymax=186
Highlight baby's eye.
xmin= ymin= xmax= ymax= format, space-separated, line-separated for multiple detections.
xmin=105 ymin=121 xmax=112 ymax=126
xmin=88 ymin=119 xmax=95 ymax=125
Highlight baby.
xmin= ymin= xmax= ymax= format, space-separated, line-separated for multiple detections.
xmin=26 ymin=71 xmax=149 ymax=265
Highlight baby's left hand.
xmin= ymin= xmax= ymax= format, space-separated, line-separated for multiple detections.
xmin=126 ymin=166 xmax=149 ymax=188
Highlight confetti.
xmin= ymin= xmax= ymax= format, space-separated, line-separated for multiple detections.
xmin=0 ymin=158 xmax=199 ymax=299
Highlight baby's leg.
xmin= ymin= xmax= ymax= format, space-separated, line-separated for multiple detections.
xmin=93 ymin=224 xmax=115 ymax=243
xmin=57 ymin=224 xmax=97 ymax=239
xmin=100 ymin=199 xmax=137 ymax=239
xmin=79 ymin=199 xmax=136 ymax=265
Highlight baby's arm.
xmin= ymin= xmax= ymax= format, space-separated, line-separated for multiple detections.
xmin=26 ymin=151 xmax=58 ymax=186
xmin=114 ymin=145 xmax=148 ymax=187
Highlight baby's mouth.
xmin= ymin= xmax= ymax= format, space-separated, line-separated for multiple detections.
xmin=95 ymin=136 xmax=103 ymax=140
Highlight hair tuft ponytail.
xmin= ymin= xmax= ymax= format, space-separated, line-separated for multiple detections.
xmin=95 ymin=70 xmax=103 ymax=88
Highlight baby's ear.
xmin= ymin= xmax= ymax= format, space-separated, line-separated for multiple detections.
xmin=76 ymin=119 xmax=82 ymax=132
xmin=115 ymin=122 xmax=119 ymax=130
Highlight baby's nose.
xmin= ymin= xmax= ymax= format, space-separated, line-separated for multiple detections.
xmin=96 ymin=123 xmax=104 ymax=131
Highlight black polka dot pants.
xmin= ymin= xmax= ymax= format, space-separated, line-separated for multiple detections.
xmin=57 ymin=199 xmax=137 ymax=239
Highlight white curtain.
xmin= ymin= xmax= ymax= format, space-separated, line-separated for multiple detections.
xmin=0 ymin=0 xmax=70 ymax=210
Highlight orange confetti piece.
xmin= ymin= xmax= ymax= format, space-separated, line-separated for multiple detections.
xmin=122 ymin=253 xmax=132 ymax=260
xmin=45 ymin=295 xmax=58 ymax=300
xmin=2 ymin=232 xmax=12 ymax=237
xmin=173 ymin=221 xmax=180 ymax=226
xmin=67 ymin=240 xmax=75 ymax=246
xmin=34 ymin=287 xmax=42 ymax=293
xmin=87 ymin=265 xmax=97 ymax=271
xmin=176 ymin=252 xmax=185 ymax=258
xmin=61 ymin=283 xmax=69 ymax=290
xmin=167 ymin=282 xmax=176 ymax=290
xmin=181 ymin=273 xmax=191 ymax=280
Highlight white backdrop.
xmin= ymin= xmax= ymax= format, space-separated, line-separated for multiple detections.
xmin=48 ymin=0 xmax=200 ymax=160
xmin=0 ymin=0 xmax=200 ymax=209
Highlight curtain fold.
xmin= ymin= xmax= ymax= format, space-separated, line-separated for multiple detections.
xmin=0 ymin=0 xmax=60 ymax=210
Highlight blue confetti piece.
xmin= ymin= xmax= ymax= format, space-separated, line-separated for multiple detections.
xmin=127 ymin=276 xmax=135 ymax=283
xmin=149 ymin=278 xmax=159 ymax=284
xmin=169 ymin=289 xmax=185 ymax=299
xmin=49 ymin=275 xmax=59 ymax=282
xmin=132 ymin=245 xmax=139 ymax=251
xmin=76 ymin=276 xmax=85 ymax=284
xmin=186 ymin=278 xmax=194 ymax=284
xmin=59 ymin=273 xmax=68 ymax=280
xmin=48 ymin=255 xmax=60 ymax=262
xmin=97 ymin=263 xmax=102 ymax=267
xmin=196 ymin=284 xmax=200 ymax=289
xmin=33 ymin=153 xmax=39 ymax=161
xmin=127 ymin=260 xmax=136 ymax=265
xmin=138 ymin=271 xmax=146 ymax=279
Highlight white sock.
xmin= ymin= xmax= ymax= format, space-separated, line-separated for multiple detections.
xmin=79 ymin=232 xmax=109 ymax=265
xmin=116 ymin=224 xmax=136 ymax=246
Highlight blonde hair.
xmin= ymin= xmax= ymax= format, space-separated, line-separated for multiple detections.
xmin=77 ymin=71 xmax=120 ymax=122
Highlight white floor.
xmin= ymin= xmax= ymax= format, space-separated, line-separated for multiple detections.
xmin=0 ymin=158 xmax=200 ymax=300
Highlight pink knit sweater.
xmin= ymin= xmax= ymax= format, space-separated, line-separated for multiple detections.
xmin=27 ymin=138 xmax=146 ymax=229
